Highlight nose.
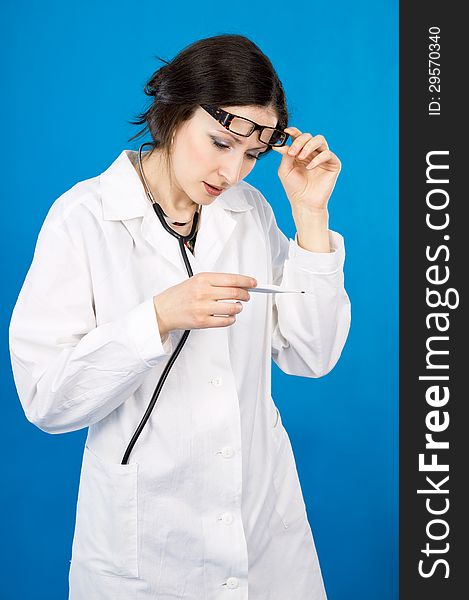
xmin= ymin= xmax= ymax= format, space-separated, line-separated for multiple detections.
xmin=217 ymin=151 xmax=245 ymax=187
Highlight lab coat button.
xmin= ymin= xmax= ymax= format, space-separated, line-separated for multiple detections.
xmin=209 ymin=376 xmax=223 ymax=386
xmin=220 ymin=446 xmax=234 ymax=458
xmin=226 ymin=576 xmax=239 ymax=589
xmin=219 ymin=512 xmax=234 ymax=525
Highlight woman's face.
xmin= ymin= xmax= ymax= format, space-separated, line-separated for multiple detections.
xmin=169 ymin=104 xmax=279 ymax=205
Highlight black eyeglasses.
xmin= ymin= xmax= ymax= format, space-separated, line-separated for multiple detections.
xmin=200 ymin=104 xmax=290 ymax=148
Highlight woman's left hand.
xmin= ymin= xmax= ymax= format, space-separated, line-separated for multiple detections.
xmin=272 ymin=127 xmax=341 ymax=212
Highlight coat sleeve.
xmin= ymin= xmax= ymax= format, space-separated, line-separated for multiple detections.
xmin=260 ymin=195 xmax=351 ymax=378
xmin=8 ymin=222 xmax=174 ymax=435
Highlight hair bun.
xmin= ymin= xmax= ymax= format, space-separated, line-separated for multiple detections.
xmin=144 ymin=64 xmax=168 ymax=97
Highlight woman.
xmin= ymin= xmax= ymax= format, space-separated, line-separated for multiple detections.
xmin=9 ymin=34 xmax=351 ymax=599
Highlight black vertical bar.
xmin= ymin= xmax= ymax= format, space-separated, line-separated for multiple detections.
xmin=400 ymin=3 xmax=466 ymax=598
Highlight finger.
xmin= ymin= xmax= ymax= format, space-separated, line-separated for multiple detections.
xmin=212 ymin=287 xmax=251 ymax=302
xmin=284 ymin=126 xmax=303 ymax=139
xmin=287 ymin=133 xmax=314 ymax=157
xmin=312 ymin=134 xmax=329 ymax=150
xmin=271 ymin=128 xmax=335 ymax=175
xmin=209 ymin=300 xmax=243 ymax=317
xmin=270 ymin=126 xmax=303 ymax=154
xmin=306 ymin=149 xmax=340 ymax=170
xmin=272 ymin=145 xmax=295 ymax=172
xmin=270 ymin=126 xmax=307 ymax=173
xmin=297 ymin=136 xmax=329 ymax=160
xmin=205 ymin=272 xmax=257 ymax=288
xmin=271 ymin=137 xmax=298 ymax=169
xmin=205 ymin=315 xmax=237 ymax=328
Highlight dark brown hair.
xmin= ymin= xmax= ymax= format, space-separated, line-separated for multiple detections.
xmin=128 ymin=34 xmax=289 ymax=166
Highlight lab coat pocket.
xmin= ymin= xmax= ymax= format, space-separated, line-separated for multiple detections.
xmin=73 ymin=445 xmax=139 ymax=578
xmin=270 ymin=408 xmax=307 ymax=530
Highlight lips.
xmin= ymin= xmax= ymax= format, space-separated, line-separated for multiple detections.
xmin=203 ymin=182 xmax=225 ymax=196
xmin=205 ymin=182 xmax=223 ymax=191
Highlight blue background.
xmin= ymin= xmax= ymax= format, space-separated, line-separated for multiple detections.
xmin=0 ymin=1 xmax=398 ymax=598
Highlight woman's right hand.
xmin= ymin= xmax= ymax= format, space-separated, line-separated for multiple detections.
xmin=153 ymin=272 xmax=257 ymax=339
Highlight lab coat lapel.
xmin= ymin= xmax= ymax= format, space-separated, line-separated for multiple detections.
xmin=101 ymin=150 xmax=188 ymax=276
xmin=190 ymin=202 xmax=238 ymax=273
xmin=140 ymin=203 xmax=189 ymax=276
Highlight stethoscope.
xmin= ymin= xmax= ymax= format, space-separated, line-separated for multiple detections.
xmin=121 ymin=142 xmax=201 ymax=465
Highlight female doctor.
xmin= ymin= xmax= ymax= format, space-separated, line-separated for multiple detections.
xmin=9 ymin=34 xmax=351 ymax=600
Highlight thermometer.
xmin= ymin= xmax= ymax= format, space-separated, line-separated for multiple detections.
xmin=247 ymin=284 xmax=309 ymax=294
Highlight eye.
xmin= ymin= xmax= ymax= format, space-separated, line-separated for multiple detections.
xmin=211 ymin=138 xmax=260 ymax=162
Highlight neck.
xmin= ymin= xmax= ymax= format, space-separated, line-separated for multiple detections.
xmin=138 ymin=148 xmax=198 ymax=223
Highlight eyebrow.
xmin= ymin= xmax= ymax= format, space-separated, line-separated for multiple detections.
xmin=215 ymin=129 xmax=267 ymax=151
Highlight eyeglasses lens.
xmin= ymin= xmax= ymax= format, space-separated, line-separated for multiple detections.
xmin=229 ymin=117 xmax=254 ymax=136
xmin=259 ymin=128 xmax=286 ymax=146
xmin=229 ymin=116 xmax=286 ymax=146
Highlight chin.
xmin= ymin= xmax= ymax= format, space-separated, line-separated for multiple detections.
xmin=200 ymin=197 xmax=217 ymax=205
xmin=192 ymin=184 xmax=217 ymax=205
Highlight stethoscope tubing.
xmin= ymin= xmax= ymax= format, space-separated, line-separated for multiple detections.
xmin=121 ymin=143 xmax=199 ymax=465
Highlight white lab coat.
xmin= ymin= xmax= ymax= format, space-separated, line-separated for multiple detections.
xmin=9 ymin=150 xmax=351 ymax=599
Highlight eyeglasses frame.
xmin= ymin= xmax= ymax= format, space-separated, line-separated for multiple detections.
xmin=200 ymin=104 xmax=290 ymax=150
